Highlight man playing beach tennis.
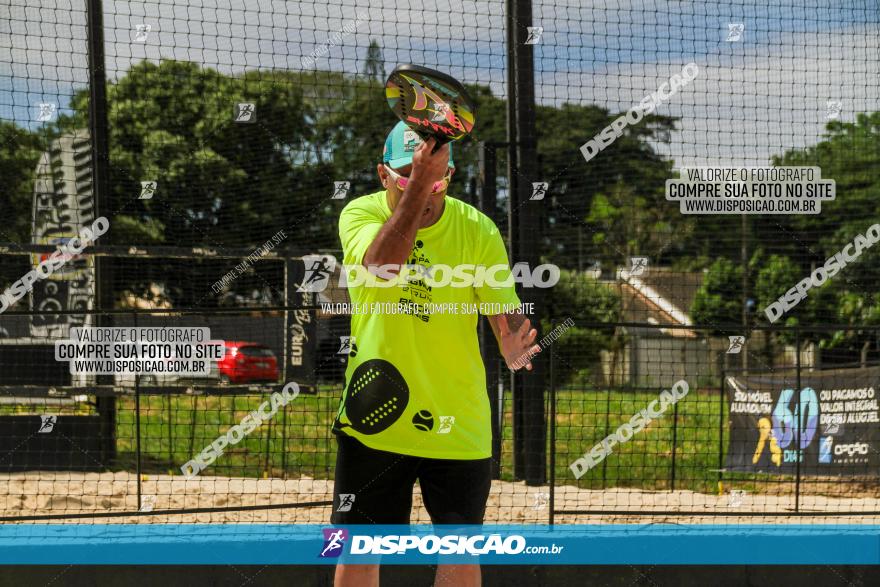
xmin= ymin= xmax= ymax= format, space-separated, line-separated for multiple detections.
xmin=331 ymin=121 xmax=540 ymax=587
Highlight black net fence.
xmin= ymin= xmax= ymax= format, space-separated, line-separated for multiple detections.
xmin=0 ymin=0 xmax=879 ymax=523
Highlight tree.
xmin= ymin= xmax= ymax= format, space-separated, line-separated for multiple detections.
xmin=0 ymin=121 xmax=46 ymax=288
xmin=534 ymin=102 xmax=682 ymax=270
xmin=586 ymin=180 xmax=680 ymax=266
xmin=56 ymin=61 xmax=321 ymax=249
xmin=753 ymin=254 xmax=803 ymax=343
xmin=685 ymin=112 xmax=880 ymax=359
xmin=0 ymin=58 xmax=693 ymax=309
xmin=543 ymin=269 xmax=621 ymax=386
xmin=363 ymin=40 xmax=384 ymax=80
xmin=763 ymin=114 xmax=880 ymax=355
xmin=690 ymin=258 xmax=742 ymax=332
xmin=0 ymin=121 xmax=46 ymax=243
xmin=772 ymin=113 xmax=880 ymax=260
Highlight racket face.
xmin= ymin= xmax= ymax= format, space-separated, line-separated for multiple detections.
xmin=342 ymin=359 xmax=409 ymax=434
xmin=385 ymin=64 xmax=475 ymax=145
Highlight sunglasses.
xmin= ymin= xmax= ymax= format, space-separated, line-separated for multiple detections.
xmin=384 ymin=165 xmax=453 ymax=194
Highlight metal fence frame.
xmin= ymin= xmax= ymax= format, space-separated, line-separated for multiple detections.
xmin=1 ymin=310 xmax=879 ymax=522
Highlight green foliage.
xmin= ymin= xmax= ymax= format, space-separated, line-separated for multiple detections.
xmin=536 ymin=103 xmax=681 ymax=269
xmin=753 ymin=254 xmax=803 ymax=343
xmin=313 ymin=72 xmax=397 ymax=197
xmin=545 ymin=269 xmax=621 ymax=323
xmin=774 ymin=113 xmax=880 ymax=248
xmin=683 ymin=113 xmax=880 ymax=355
xmin=0 ymin=121 xmax=46 ymax=243
xmin=690 ymin=258 xmax=742 ymax=332
xmin=753 ymin=254 xmax=800 ymax=311
xmin=542 ymin=269 xmax=621 ymax=386
xmin=586 ymin=180 xmax=679 ymax=263
xmin=53 ymin=61 xmax=323 ymax=248
xmin=0 ymin=121 xmax=47 ymax=287
xmin=764 ymin=114 xmax=880 ymax=349
xmin=1 ymin=56 xmax=683 ymax=303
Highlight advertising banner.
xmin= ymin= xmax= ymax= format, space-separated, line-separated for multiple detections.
xmin=725 ymin=366 xmax=880 ymax=475
xmin=284 ymin=257 xmax=319 ymax=390
xmin=30 ymin=131 xmax=95 ymax=339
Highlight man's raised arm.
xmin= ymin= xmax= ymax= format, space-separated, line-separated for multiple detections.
xmin=362 ymin=138 xmax=449 ymax=273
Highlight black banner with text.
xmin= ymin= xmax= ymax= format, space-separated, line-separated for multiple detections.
xmin=726 ymin=366 xmax=880 ymax=475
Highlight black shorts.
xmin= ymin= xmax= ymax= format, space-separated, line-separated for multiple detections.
xmin=330 ymin=433 xmax=492 ymax=525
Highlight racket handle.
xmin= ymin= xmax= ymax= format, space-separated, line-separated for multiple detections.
xmin=431 ymin=137 xmax=450 ymax=155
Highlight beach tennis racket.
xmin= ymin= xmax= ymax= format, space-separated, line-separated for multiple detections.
xmin=335 ymin=359 xmax=410 ymax=435
xmin=385 ymin=64 xmax=476 ymax=153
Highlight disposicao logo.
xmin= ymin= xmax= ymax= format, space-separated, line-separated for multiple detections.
xmin=348 ymin=534 xmax=526 ymax=555
xmin=320 ymin=528 xmax=348 ymax=558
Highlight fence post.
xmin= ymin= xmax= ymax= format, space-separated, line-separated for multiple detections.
xmin=281 ymin=402 xmax=289 ymax=478
xmin=507 ymin=0 xmax=546 ymax=485
xmin=187 ymin=396 xmax=197 ymax=457
xmin=263 ymin=401 xmax=272 ymax=477
xmin=670 ymin=399 xmax=678 ymax=491
xmin=166 ymin=395 xmax=173 ymax=473
xmin=478 ymin=142 xmax=502 ymax=480
xmin=795 ymin=328 xmax=801 ymax=512
xmin=134 ymin=313 xmax=142 ymax=510
xmin=601 ymin=387 xmax=611 ymax=489
xmin=86 ymin=0 xmax=116 ymax=466
xmin=718 ymin=368 xmax=726 ymax=493
xmin=549 ymin=342 xmax=556 ymax=525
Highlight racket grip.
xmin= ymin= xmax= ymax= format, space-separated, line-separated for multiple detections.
xmin=431 ymin=140 xmax=442 ymax=154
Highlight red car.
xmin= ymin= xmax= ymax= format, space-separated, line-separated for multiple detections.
xmin=216 ymin=342 xmax=279 ymax=384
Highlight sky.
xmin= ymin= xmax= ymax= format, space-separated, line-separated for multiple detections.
xmin=1 ymin=0 xmax=878 ymax=168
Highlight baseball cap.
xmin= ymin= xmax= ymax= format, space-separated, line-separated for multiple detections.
xmin=383 ymin=121 xmax=454 ymax=169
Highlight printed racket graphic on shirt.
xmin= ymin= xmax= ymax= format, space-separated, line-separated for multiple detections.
xmin=334 ymin=359 xmax=410 ymax=434
xmin=385 ymin=64 xmax=476 ymax=153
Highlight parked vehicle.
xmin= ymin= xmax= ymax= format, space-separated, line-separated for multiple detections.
xmin=216 ymin=341 xmax=279 ymax=384
xmin=116 ymin=341 xmax=278 ymax=387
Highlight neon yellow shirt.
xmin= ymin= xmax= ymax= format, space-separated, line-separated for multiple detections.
xmin=333 ymin=190 xmax=520 ymax=459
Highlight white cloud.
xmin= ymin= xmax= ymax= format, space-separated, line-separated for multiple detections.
xmin=547 ymin=25 xmax=880 ymax=168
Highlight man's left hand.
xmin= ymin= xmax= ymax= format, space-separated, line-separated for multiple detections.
xmin=494 ymin=313 xmax=541 ymax=371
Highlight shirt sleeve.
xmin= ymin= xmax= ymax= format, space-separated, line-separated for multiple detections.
xmin=338 ymin=199 xmax=384 ymax=267
xmin=475 ymin=218 xmax=521 ymax=315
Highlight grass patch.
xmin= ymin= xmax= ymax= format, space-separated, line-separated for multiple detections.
xmin=100 ymin=385 xmax=733 ymax=494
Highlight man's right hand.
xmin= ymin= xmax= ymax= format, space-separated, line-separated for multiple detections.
xmin=407 ymin=137 xmax=449 ymax=194
xmin=361 ymin=136 xmax=449 ymax=273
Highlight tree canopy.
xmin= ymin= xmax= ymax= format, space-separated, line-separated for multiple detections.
xmin=5 ymin=55 xmax=874 ymax=344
